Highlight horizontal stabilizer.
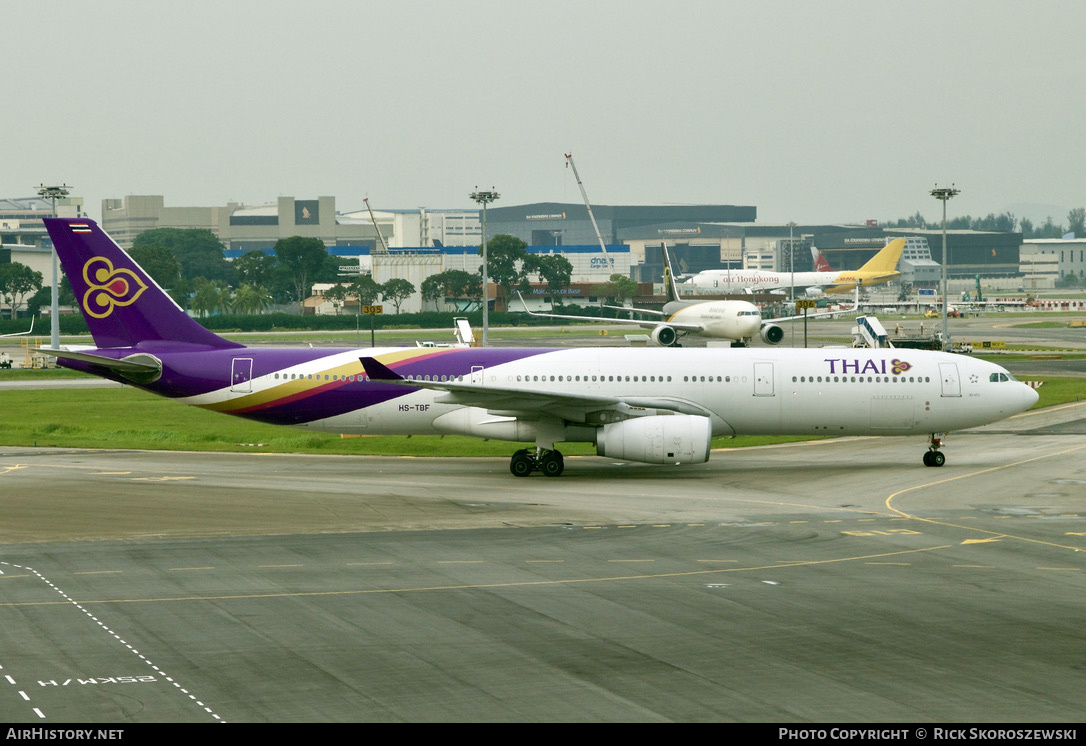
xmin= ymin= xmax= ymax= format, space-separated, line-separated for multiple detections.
xmin=41 ymin=348 xmax=163 ymax=384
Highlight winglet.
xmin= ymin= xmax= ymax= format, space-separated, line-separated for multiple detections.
xmin=0 ymin=317 xmax=33 ymax=338
xmin=359 ymin=356 xmax=403 ymax=381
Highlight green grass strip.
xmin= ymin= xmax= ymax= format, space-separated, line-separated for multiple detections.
xmin=0 ymin=377 xmax=1077 ymax=457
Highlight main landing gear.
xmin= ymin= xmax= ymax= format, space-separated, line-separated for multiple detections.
xmin=923 ymin=434 xmax=946 ymax=467
xmin=510 ymin=448 xmax=565 ymax=477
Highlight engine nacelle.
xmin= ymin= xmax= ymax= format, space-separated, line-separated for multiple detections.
xmin=596 ymin=414 xmax=712 ymax=465
xmin=803 ymin=287 xmax=825 ymax=298
xmin=760 ymin=323 xmax=784 ymax=345
xmin=650 ymin=325 xmax=678 ymax=347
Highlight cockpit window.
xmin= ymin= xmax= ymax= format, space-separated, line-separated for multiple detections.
xmin=989 ymin=372 xmax=1013 ymax=382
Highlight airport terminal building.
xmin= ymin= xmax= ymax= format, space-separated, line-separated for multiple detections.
xmin=0 ymin=191 xmax=1037 ymax=316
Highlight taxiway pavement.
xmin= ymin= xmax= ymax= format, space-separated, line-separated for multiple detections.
xmin=1 ymin=403 xmax=1084 ymax=722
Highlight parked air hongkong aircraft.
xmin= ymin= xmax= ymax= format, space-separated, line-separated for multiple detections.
xmin=42 ymin=219 xmax=1036 ymax=477
xmin=686 ymin=238 xmax=905 ymax=295
xmin=519 ymin=244 xmax=767 ymax=346
xmin=519 ymin=243 xmax=853 ymax=347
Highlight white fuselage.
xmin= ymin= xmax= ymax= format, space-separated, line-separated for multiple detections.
xmin=182 ymin=347 xmax=1037 ymax=447
xmin=663 ymin=301 xmax=762 ymax=340
xmin=685 ymin=269 xmax=835 ymax=292
xmin=684 ymin=269 xmax=897 ymax=294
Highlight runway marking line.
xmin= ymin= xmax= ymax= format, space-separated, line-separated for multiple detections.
xmin=0 ymin=560 xmax=224 ymax=723
xmin=0 ymin=544 xmax=956 ymax=608
xmin=168 ymin=567 xmax=215 ymax=572
xmin=1008 ymin=400 xmax=1086 ymax=420
xmin=885 ymin=442 xmax=1086 ymax=553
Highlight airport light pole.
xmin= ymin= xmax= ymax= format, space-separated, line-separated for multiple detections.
xmin=36 ymin=183 xmax=71 ymax=350
xmin=787 ymin=221 xmax=797 ymax=347
xmin=930 ymin=184 xmax=959 ymax=351
xmin=470 ymin=187 xmax=500 ymax=346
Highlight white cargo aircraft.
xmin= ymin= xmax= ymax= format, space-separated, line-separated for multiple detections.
xmin=517 ymin=244 xmax=853 ymax=346
xmin=687 ymin=238 xmax=905 ymax=296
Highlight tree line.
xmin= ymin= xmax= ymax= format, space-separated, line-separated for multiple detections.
xmin=884 ymin=207 xmax=1085 ymax=239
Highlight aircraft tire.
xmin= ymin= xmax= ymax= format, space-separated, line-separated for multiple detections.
xmin=541 ymin=451 xmax=564 ymax=477
xmin=923 ymin=451 xmax=945 ymax=467
xmin=510 ymin=451 xmax=534 ymax=477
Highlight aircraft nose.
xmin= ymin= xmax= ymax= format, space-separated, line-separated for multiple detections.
xmin=1021 ymin=383 xmax=1040 ymax=411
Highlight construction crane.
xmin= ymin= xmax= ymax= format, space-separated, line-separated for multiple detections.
xmin=363 ymin=196 xmax=389 ymax=254
xmin=564 ymin=153 xmax=611 ymax=269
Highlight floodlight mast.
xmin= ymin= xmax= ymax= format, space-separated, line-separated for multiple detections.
xmin=470 ymin=188 xmax=500 ymax=346
xmin=36 ymin=183 xmax=71 ymax=350
xmin=787 ymin=221 xmax=797 ymax=347
xmin=930 ymin=184 xmax=960 ymax=351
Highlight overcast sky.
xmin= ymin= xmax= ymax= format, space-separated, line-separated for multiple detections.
xmin=5 ymin=0 xmax=1083 ymax=227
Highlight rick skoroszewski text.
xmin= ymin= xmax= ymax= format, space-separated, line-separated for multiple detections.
xmin=779 ymin=729 xmax=1076 ymax=741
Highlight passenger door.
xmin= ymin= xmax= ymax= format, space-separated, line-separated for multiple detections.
xmin=939 ymin=362 xmax=961 ymax=397
xmin=231 ymin=358 xmax=253 ymax=393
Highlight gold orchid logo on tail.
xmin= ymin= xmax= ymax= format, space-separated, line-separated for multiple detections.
xmin=82 ymin=257 xmax=148 ymax=319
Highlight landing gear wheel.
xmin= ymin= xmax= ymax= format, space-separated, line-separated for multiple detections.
xmin=540 ymin=451 xmax=564 ymax=477
xmin=923 ymin=450 xmax=945 ymax=467
xmin=510 ymin=450 xmax=534 ymax=477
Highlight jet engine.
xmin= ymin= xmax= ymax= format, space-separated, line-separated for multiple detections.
xmin=760 ymin=323 xmax=784 ymax=345
xmin=650 ymin=325 xmax=678 ymax=347
xmin=596 ymin=414 xmax=712 ymax=464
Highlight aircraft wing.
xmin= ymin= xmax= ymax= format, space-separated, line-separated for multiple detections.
xmin=359 ymin=356 xmax=712 ymax=422
xmin=516 ymin=293 xmax=705 ymax=333
xmin=767 ymin=290 xmax=859 ymax=324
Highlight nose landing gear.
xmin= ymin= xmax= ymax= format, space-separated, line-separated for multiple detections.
xmin=923 ymin=434 xmax=946 ymax=467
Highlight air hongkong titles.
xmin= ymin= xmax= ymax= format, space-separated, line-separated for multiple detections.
xmin=823 ymin=357 xmax=913 ymax=376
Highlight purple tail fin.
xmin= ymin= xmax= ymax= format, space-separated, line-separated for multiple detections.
xmin=43 ymin=218 xmax=242 ymax=350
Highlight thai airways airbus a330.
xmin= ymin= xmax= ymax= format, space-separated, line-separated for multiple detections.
xmin=41 ymin=218 xmax=1036 ymax=477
